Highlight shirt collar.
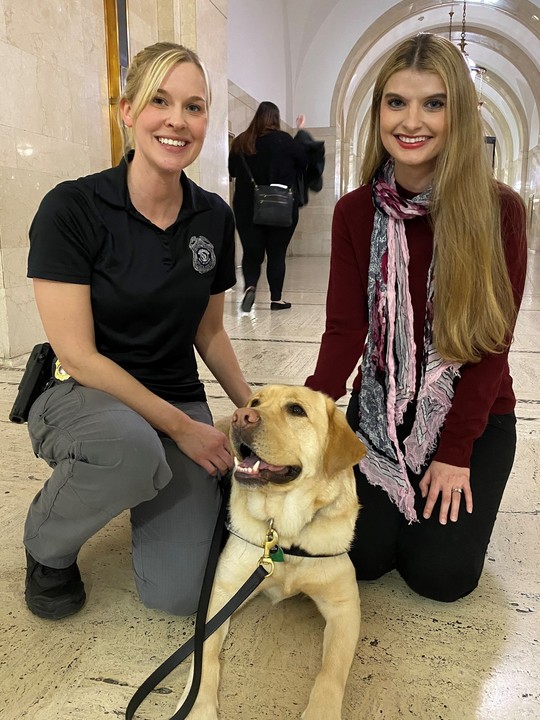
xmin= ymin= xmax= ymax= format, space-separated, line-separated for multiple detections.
xmin=95 ymin=150 xmax=212 ymax=216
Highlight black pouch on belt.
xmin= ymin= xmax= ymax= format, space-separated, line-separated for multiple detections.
xmin=8 ymin=342 xmax=56 ymax=424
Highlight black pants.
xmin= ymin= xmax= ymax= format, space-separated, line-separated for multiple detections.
xmin=235 ymin=205 xmax=299 ymax=301
xmin=346 ymin=391 xmax=517 ymax=602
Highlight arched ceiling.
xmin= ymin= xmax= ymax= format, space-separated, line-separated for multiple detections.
xmin=276 ymin=0 xmax=540 ymax=194
xmin=229 ymin=0 xmax=539 ymax=193
xmin=335 ymin=4 xmax=537 ymax=140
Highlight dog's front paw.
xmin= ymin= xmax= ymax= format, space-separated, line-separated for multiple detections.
xmin=302 ymin=706 xmax=341 ymax=720
xmin=179 ymin=704 xmax=219 ymax=720
xmin=302 ymin=687 xmax=343 ymax=720
xmin=175 ymin=696 xmax=219 ymax=720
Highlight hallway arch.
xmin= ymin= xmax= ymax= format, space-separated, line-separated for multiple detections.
xmin=330 ymin=0 xmax=540 ymax=197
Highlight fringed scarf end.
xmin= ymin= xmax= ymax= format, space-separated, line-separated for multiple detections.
xmin=360 ymin=456 xmax=418 ymax=523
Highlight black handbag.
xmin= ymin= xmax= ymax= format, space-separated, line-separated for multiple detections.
xmin=240 ymin=155 xmax=294 ymax=228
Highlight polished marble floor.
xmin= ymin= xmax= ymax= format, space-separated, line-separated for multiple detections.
xmin=0 ymin=254 xmax=539 ymax=719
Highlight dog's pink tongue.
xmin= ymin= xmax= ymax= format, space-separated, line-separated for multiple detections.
xmin=237 ymin=454 xmax=286 ymax=472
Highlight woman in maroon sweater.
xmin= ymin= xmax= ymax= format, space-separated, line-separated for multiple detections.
xmin=306 ymin=34 xmax=527 ymax=602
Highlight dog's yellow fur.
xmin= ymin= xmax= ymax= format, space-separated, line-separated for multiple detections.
xmin=177 ymin=385 xmax=366 ymax=719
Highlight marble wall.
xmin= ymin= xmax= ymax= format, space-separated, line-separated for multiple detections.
xmin=0 ymin=0 xmax=111 ymax=363
xmin=0 ymin=0 xmax=230 ymax=363
xmin=527 ymin=143 xmax=540 ymax=253
xmin=128 ymin=0 xmax=230 ymax=199
xmin=125 ymin=0 xmax=158 ymax=54
xmin=194 ymin=0 xmax=230 ymax=201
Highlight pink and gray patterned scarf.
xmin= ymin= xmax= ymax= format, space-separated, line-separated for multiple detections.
xmin=356 ymin=160 xmax=461 ymax=522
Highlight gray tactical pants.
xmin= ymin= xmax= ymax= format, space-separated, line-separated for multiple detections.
xmin=24 ymin=380 xmax=221 ymax=616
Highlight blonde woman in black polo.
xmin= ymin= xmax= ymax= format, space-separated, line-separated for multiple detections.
xmin=23 ymin=42 xmax=251 ymax=620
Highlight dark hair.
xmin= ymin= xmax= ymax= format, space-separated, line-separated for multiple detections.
xmin=231 ymin=101 xmax=281 ymax=155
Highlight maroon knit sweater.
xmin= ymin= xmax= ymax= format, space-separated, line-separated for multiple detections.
xmin=306 ymin=182 xmax=528 ymax=468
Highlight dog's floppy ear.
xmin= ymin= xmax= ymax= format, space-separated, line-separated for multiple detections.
xmin=323 ymin=398 xmax=366 ymax=477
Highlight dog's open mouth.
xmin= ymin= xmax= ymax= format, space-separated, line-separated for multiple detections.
xmin=234 ymin=444 xmax=301 ymax=485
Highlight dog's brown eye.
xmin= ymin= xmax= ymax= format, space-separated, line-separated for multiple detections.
xmin=287 ymin=403 xmax=306 ymax=417
xmin=250 ymin=399 xmax=260 ymax=408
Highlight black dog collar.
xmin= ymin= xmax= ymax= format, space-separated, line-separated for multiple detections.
xmin=225 ymin=521 xmax=347 ymax=559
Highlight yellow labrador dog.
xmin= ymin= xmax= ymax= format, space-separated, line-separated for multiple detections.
xmin=178 ymin=385 xmax=366 ymax=720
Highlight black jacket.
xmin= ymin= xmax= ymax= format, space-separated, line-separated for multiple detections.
xmin=294 ymin=129 xmax=325 ymax=207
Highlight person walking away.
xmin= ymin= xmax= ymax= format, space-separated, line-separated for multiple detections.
xmin=228 ymin=102 xmax=308 ymax=311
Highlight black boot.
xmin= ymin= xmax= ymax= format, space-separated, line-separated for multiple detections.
xmin=25 ymin=550 xmax=86 ymax=620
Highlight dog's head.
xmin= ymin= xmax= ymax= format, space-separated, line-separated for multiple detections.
xmin=229 ymin=385 xmax=366 ymax=488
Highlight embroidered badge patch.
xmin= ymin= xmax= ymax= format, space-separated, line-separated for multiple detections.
xmin=189 ymin=235 xmax=216 ymax=274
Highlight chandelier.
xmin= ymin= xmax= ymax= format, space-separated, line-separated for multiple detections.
xmin=448 ymin=1 xmax=486 ymax=106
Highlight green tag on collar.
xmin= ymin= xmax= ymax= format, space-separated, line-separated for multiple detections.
xmin=270 ymin=545 xmax=285 ymax=562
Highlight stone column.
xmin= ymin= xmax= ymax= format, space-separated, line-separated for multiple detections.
xmin=157 ymin=0 xmax=229 ymax=200
xmin=0 ymin=1 xmax=109 ymax=364
xmin=0 ymin=0 xmax=229 ymax=363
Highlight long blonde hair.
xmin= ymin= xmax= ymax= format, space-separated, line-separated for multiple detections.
xmin=362 ymin=33 xmax=516 ymax=364
xmin=116 ymin=42 xmax=211 ymax=155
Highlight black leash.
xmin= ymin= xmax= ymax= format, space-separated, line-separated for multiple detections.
xmin=125 ymin=487 xmax=271 ymax=720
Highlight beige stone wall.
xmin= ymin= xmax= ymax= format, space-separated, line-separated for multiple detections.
xmin=526 ymin=144 xmax=540 ymax=253
xmin=194 ymin=0 xmax=229 ymax=200
xmin=127 ymin=0 xmax=229 ymax=199
xmin=0 ymin=0 xmax=110 ymax=362
xmin=291 ymin=126 xmax=337 ymax=257
xmin=228 ymin=80 xmax=258 ymax=140
xmin=126 ymin=0 xmax=159 ymax=54
xmin=0 ymin=0 xmax=230 ymax=363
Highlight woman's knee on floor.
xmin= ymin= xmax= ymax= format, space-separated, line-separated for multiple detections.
xmin=349 ymin=541 xmax=396 ymax=581
xmin=138 ymin=583 xmax=200 ymax=617
xmin=398 ymin=555 xmax=483 ymax=602
xmin=134 ymin=549 xmax=209 ymax=616
xmin=29 ymin=383 xmax=172 ymax=512
xmin=396 ymin=502 xmax=492 ymax=602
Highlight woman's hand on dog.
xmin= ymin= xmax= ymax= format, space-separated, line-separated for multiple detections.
xmin=172 ymin=419 xmax=233 ymax=475
xmin=420 ymin=460 xmax=473 ymax=525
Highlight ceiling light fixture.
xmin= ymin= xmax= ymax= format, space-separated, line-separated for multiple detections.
xmin=448 ymin=1 xmax=487 ymax=106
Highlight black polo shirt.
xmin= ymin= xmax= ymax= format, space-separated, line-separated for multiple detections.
xmin=27 ymin=156 xmax=237 ymax=403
